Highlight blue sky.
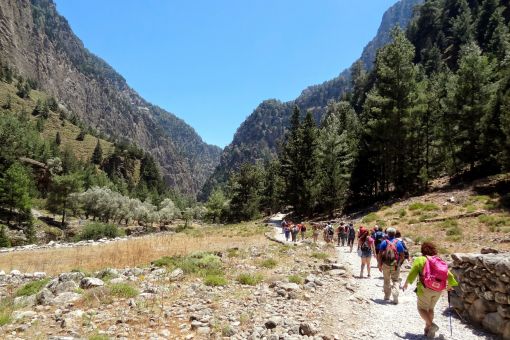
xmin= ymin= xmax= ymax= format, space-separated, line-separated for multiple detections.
xmin=54 ymin=0 xmax=397 ymax=148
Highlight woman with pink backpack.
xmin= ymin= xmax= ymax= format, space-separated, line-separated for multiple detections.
xmin=402 ymin=242 xmax=458 ymax=339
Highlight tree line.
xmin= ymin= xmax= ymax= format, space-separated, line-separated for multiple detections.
xmin=208 ymin=0 xmax=510 ymax=221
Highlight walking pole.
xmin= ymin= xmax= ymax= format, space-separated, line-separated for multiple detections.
xmin=448 ymin=291 xmax=453 ymax=337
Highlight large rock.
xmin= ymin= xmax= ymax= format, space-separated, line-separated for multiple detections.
xmin=169 ymin=268 xmax=184 ymax=281
xmin=280 ymin=282 xmax=300 ymax=291
xmin=52 ymin=292 xmax=82 ymax=305
xmin=14 ymin=294 xmax=36 ymax=307
xmin=80 ymin=277 xmax=104 ymax=289
xmin=54 ymin=280 xmax=79 ymax=295
xmin=468 ymin=299 xmax=497 ymax=324
xmin=482 ymin=312 xmax=505 ymax=335
xmin=59 ymin=272 xmax=85 ymax=283
xmin=36 ymin=288 xmax=55 ymax=305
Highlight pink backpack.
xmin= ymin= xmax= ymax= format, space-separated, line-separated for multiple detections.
xmin=421 ymin=256 xmax=448 ymax=291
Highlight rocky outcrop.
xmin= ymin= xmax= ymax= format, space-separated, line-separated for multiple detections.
xmin=450 ymin=253 xmax=510 ymax=339
xmin=0 ymin=0 xmax=221 ymax=195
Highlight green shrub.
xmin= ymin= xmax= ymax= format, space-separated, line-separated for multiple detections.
xmin=484 ymin=200 xmax=500 ymax=211
xmin=108 ymin=283 xmax=139 ymax=298
xmin=376 ymin=220 xmax=387 ymax=227
xmin=260 ymin=258 xmax=277 ymax=269
xmin=15 ymin=278 xmax=50 ymax=297
xmin=0 ymin=299 xmax=13 ymax=326
xmin=446 ymin=226 xmax=462 ymax=236
xmin=362 ymin=213 xmax=378 ymax=223
xmin=236 ymin=273 xmax=263 ymax=286
xmin=440 ymin=219 xmax=458 ymax=229
xmin=310 ymin=252 xmax=328 ymax=260
xmin=408 ymin=219 xmax=419 ymax=225
xmin=409 ymin=202 xmax=439 ymax=211
xmin=88 ymin=334 xmax=110 ymax=340
xmin=446 ymin=235 xmax=462 ymax=242
xmin=288 ymin=274 xmax=303 ymax=284
xmin=398 ymin=209 xmax=407 ymax=218
xmin=478 ymin=214 xmax=510 ymax=228
xmin=204 ymin=274 xmax=228 ymax=286
xmin=152 ymin=252 xmax=223 ymax=277
xmin=76 ymin=222 xmax=125 ymax=241
xmin=226 ymin=248 xmax=240 ymax=258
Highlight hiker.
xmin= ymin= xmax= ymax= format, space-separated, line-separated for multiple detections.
xmin=284 ymin=223 xmax=291 ymax=242
xmin=312 ymin=223 xmax=320 ymax=243
xmin=377 ymin=227 xmax=405 ymax=304
xmin=291 ymin=223 xmax=299 ymax=243
xmin=347 ymin=223 xmax=356 ymax=252
xmin=299 ymin=222 xmax=307 ymax=241
xmin=373 ymin=226 xmax=386 ymax=256
xmin=395 ymin=229 xmax=410 ymax=263
xmin=403 ymin=242 xmax=458 ymax=338
xmin=357 ymin=227 xmax=376 ymax=278
xmin=325 ymin=222 xmax=334 ymax=243
xmin=281 ymin=219 xmax=287 ymax=234
xmin=337 ymin=222 xmax=347 ymax=246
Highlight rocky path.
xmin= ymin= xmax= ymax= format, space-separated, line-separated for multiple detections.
xmin=327 ymin=246 xmax=495 ymax=340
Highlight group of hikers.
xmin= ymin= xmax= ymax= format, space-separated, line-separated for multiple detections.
xmin=279 ymin=219 xmax=458 ymax=339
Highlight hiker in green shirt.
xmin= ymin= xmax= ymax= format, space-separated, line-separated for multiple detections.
xmin=403 ymin=242 xmax=458 ymax=339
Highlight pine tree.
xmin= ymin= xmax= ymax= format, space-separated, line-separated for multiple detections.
xmin=0 ymin=225 xmax=10 ymax=248
xmin=476 ymin=0 xmax=500 ymax=48
xmin=299 ymin=111 xmax=319 ymax=215
xmin=484 ymin=7 xmax=510 ymax=60
xmin=47 ymin=174 xmax=82 ymax=227
xmin=361 ymin=28 xmax=419 ymax=194
xmin=452 ymin=43 xmax=496 ymax=171
xmin=91 ymin=139 xmax=103 ymax=165
xmin=350 ymin=60 xmax=368 ymax=113
xmin=317 ymin=101 xmax=360 ymax=215
xmin=76 ymin=129 xmax=86 ymax=141
xmin=0 ymin=162 xmax=32 ymax=223
xmin=55 ymin=132 xmax=61 ymax=145
xmin=228 ymin=163 xmax=264 ymax=222
xmin=445 ymin=0 xmax=475 ymax=68
xmin=261 ymin=160 xmax=283 ymax=215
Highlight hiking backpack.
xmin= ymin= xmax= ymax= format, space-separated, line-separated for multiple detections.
xmin=381 ymin=239 xmax=399 ymax=266
xmin=360 ymin=238 xmax=370 ymax=252
xmin=327 ymin=226 xmax=334 ymax=235
xmin=421 ymin=256 xmax=448 ymax=292
xmin=348 ymin=226 xmax=355 ymax=238
xmin=402 ymin=240 xmax=410 ymax=261
xmin=374 ymin=231 xmax=385 ymax=248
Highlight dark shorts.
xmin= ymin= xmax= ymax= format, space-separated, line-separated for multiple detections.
xmin=347 ymin=238 xmax=355 ymax=246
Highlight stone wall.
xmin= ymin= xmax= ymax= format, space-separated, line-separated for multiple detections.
xmin=450 ymin=253 xmax=510 ymax=339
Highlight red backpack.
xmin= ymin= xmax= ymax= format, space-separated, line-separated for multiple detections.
xmin=421 ymin=256 xmax=448 ymax=291
xmin=381 ymin=239 xmax=399 ymax=266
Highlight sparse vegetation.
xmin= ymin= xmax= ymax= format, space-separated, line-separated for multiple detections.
xmin=409 ymin=202 xmax=439 ymax=212
xmin=15 ymin=278 xmax=50 ymax=297
xmin=362 ymin=212 xmax=378 ymax=223
xmin=236 ymin=273 xmax=263 ymax=286
xmin=310 ymin=252 xmax=328 ymax=260
xmin=204 ymin=274 xmax=228 ymax=287
xmin=259 ymin=258 xmax=277 ymax=269
xmin=108 ymin=283 xmax=139 ymax=298
xmin=288 ymin=274 xmax=303 ymax=284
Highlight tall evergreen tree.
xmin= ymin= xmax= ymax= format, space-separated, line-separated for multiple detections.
xmin=91 ymin=139 xmax=103 ymax=165
xmin=47 ymin=174 xmax=82 ymax=226
xmin=55 ymin=131 xmax=61 ymax=145
xmin=452 ymin=43 xmax=496 ymax=170
xmin=0 ymin=162 xmax=32 ymax=223
xmin=228 ymin=163 xmax=264 ymax=222
xmin=317 ymin=101 xmax=360 ymax=215
xmin=361 ymin=28 xmax=419 ymax=194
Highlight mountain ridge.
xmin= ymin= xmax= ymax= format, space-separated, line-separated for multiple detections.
xmin=200 ymin=0 xmax=424 ymax=199
xmin=0 ymin=0 xmax=221 ymax=196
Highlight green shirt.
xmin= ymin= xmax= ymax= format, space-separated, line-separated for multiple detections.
xmin=406 ymin=256 xmax=458 ymax=296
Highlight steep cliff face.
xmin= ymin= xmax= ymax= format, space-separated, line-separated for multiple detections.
xmin=0 ymin=0 xmax=221 ymax=195
xmin=200 ymin=0 xmax=424 ymax=199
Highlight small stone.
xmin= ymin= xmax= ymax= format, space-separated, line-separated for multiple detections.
xmin=265 ymin=316 xmax=281 ymax=329
xmin=299 ymin=322 xmax=318 ymax=336
xmin=34 ymin=272 xmax=47 ymax=279
xmin=12 ymin=310 xmax=37 ymax=320
xmin=10 ymin=269 xmax=21 ymax=276
xmin=14 ymin=294 xmax=36 ymax=307
xmin=80 ymin=277 xmax=104 ymax=289
xmin=52 ymin=292 xmax=82 ymax=305
xmin=196 ymin=326 xmax=211 ymax=335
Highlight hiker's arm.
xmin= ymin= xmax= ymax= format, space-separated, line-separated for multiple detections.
xmin=447 ymin=270 xmax=458 ymax=289
xmin=404 ymin=258 xmax=421 ymax=286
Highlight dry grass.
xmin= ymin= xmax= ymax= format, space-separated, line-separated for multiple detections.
xmin=0 ymin=225 xmax=267 ymax=275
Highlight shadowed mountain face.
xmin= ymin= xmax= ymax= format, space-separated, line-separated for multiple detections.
xmin=0 ymin=0 xmax=221 ymax=196
xmin=200 ymin=0 xmax=424 ymax=199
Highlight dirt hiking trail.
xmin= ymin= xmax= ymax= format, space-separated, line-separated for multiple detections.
xmin=325 ymin=246 xmax=495 ymax=340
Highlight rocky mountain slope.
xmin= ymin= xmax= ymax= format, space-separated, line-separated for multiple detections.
xmin=200 ymin=0 xmax=424 ymax=199
xmin=0 ymin=0 xmax=221 ymax=196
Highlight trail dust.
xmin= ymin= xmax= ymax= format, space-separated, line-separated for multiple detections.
xmin=321 ymin=245 xmax=495 ymax=340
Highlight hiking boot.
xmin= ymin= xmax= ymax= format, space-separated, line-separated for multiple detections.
xmin=427 ymin=323 xmax=439 ymax=338
xmin=392 ymin=290 xmax=399 ymax=304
